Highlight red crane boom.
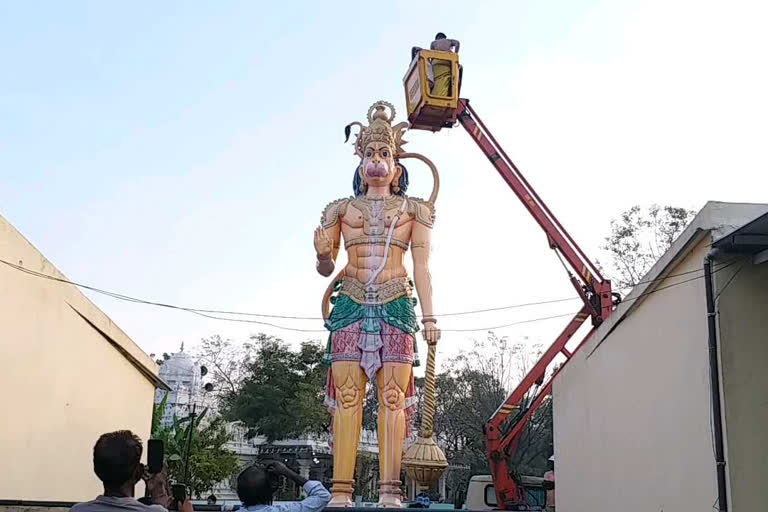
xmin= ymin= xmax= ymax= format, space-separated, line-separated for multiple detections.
xmin=403 ymin=50 xmax=617 ymax=508
xmin=456 ymin=99 xmax=616 ymax=509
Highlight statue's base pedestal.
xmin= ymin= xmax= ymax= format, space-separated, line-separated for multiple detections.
xmin=376 ymin=480 xmax=403 ymax=508
xmin=329 ymin=479 xmax=355 ymax=507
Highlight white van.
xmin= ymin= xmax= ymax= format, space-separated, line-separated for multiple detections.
xmin=464 ymin=474 xmax=547 ymax=511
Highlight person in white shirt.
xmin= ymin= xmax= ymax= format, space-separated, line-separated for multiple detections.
xmin=236 ymin=461 xmax=330 ymax=512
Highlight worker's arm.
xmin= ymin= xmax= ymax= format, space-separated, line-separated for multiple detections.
xmin=451 ymin=39 xmax=460 ymax=52
xmin=295 ymin=481 xmax=332 ymax=512
xmin=273 ymin=482 xmax=331 ymax=512
xmin=267 ymin=462 xmax=331 ymax=512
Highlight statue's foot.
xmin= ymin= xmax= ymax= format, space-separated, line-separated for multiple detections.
xmin=377 ymin=494 xmax=402 ymax=508
xmin=328 ymin=493 xmax=354 ymax=508
xmin=377 ymin=480 xmax=403 ymax=508
xmin=329 ymin=479 xmax=355 ymax=508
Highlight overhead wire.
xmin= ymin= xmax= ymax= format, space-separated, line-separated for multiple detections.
xmin=0 ymin=256 xmax=741 ymax=335
xmin=0 ymin=256 xmax=737 ymax=321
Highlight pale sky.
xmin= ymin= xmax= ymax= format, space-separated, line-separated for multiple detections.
xmin=2 ymin=0 xmax=767 ymax=369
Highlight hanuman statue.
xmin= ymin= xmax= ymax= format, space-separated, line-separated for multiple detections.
xmin=313 ymin=101 xmax=440 ymax=507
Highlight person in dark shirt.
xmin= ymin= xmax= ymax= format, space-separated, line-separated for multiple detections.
xmin=71 ymin=430 xmax=192 ymax=512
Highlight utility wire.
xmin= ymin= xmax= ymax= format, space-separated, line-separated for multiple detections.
xmin=714 ymin=260 xmax=746 ymax=300
xmin=0 ymin=256 xmax=737 ymax=322
xmin=0 ymin=257 xmax=739 ymax=335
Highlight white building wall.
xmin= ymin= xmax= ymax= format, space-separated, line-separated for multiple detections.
xmin=716 ymin=258 xmax=768 ymax=511
xmin=0 ymin=214 xmax=161 ymax=502
xmin=553 ymin=238 xmax=717 ymax=512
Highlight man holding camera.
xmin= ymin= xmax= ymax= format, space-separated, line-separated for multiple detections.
xmin=72 ymin=430 xmax=193 ymax=512
xmin=236 ymin=460 xmax=330 ymax=512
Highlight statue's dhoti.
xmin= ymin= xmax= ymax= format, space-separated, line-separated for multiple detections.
xmin=323 ymin=278 xmax=420 ymax=505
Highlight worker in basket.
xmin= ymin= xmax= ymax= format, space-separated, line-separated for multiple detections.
xmin=429 ymin=32 xmax=460 ymax=96
xmin=411 ymin=33 xmax=461 ymax=97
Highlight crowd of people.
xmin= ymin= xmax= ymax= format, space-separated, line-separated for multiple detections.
xmin=72 ymin=430 xmax=331 ymax=512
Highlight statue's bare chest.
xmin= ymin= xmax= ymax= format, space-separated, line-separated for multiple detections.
xmin=342 ymin=198 xmax=410 ymax=236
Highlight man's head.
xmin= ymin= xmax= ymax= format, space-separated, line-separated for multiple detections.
xmin=93 ymin=430 xmax=144 ymax=490
xmin=207 ymin=495 xmax=217 ymax=505
xmin=236 ymin=466 xmax=277 ymax=506
xmin=435 ymin=32 xmax=447 ymax=40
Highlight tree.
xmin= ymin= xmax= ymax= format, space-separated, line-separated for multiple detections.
xmin=196 ymin=335 xmax=256 ymax=400
xmin=450 ymin=332 xmax=543 ymax=392
xmin=355 ymin=453 xmax=379 ymax=501
xmin=151 ymin=392 xmax=169 ymax=437
xmin=152 ymin=398 xmax=239 ymax=498
xmin=600 ymin=204 xmax=695 ymax=289
xmin=433 ymin=367 xmax=507 ymax=474
xmin=220 ymin=335 xmax=329 ymax=441
xmin=508 ymin=397 xmax=552 ymax=477
xmin=362 ymin=383 xmax=378 ymax=432
xmin=411 ymin=333 xmax=552 ymax=504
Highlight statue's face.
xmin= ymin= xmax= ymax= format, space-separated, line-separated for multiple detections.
xmin=362 ymin=141 xmax=396 ymax=188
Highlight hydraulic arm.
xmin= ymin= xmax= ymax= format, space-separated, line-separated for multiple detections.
xmin=457 ymin=99 xmax=616 ymax=509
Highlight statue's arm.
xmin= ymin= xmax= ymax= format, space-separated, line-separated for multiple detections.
xmin=315 ymin=200 xmax=345 ymax=277
xmin=411 ymin=201 xmax=440 ymax=344
xmin=411 ymin=226 xmax=434 ymax=316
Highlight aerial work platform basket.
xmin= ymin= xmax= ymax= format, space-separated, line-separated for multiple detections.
xmin=403 ymin=50 xmax=460 ymax=131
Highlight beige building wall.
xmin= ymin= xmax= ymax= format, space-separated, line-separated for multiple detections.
xmin=0 ymin=214 xmax=164 ymax=502
xmin=716 ymin=258 xmax=768 ymax=511
xmin=553 ymin=237 xmax=717 ymax=512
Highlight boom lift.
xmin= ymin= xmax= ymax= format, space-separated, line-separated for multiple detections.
xmin=403 ymin=50 xmax=619 ymax=510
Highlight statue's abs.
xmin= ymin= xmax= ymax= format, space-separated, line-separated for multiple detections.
xmin=340 ymin=199 xmax=413 ymax=285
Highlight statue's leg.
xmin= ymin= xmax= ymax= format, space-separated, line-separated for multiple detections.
xmin=376 ymin=361 xmax=412 ymax=508
xmin=330 ymin=360 xmax=367 ymax=507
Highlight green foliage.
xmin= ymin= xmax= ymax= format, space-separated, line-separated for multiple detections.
xmin=220 ymin=334 xmax=329 ymax=441
xmin=196 ymin=331 xmax=549 ymax=504
xmin=362 ymin=382 xmax=379 ymax=432
xmin=430 ymin=367 xmax=507 ymax=475
xmin=354 ymin=453 xmax=379 ymax=501
xmin=153 ymin=402 xmax=239 ymax=498
xmin=410 ymin=333 xmax=553 ymax=504
xmin=151 ymin=392 xmax=169 ymax=437
xmin=601 ymin=204 xmax=695 ymax=289
xmin=508 ymin=397 xmax=552 ymax=476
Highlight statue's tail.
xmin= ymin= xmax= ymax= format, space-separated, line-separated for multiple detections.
xmin=321 ymin=269 xmax=345 ymax=322
xmin=398 ymin=151 xmax=439 ymax=205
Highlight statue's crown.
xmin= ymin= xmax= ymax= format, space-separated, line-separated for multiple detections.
xmin=345 ymin=100 xmax=409 ymax=157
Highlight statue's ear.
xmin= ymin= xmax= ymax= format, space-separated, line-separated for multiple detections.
xmin=393 ymin=164 xmax=403 ymax=182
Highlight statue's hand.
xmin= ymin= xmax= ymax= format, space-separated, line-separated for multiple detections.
xmin=314 ymin=226 xmax=333 ymax=258
xmin=422 ymin=320 xmax=441 ymax=345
